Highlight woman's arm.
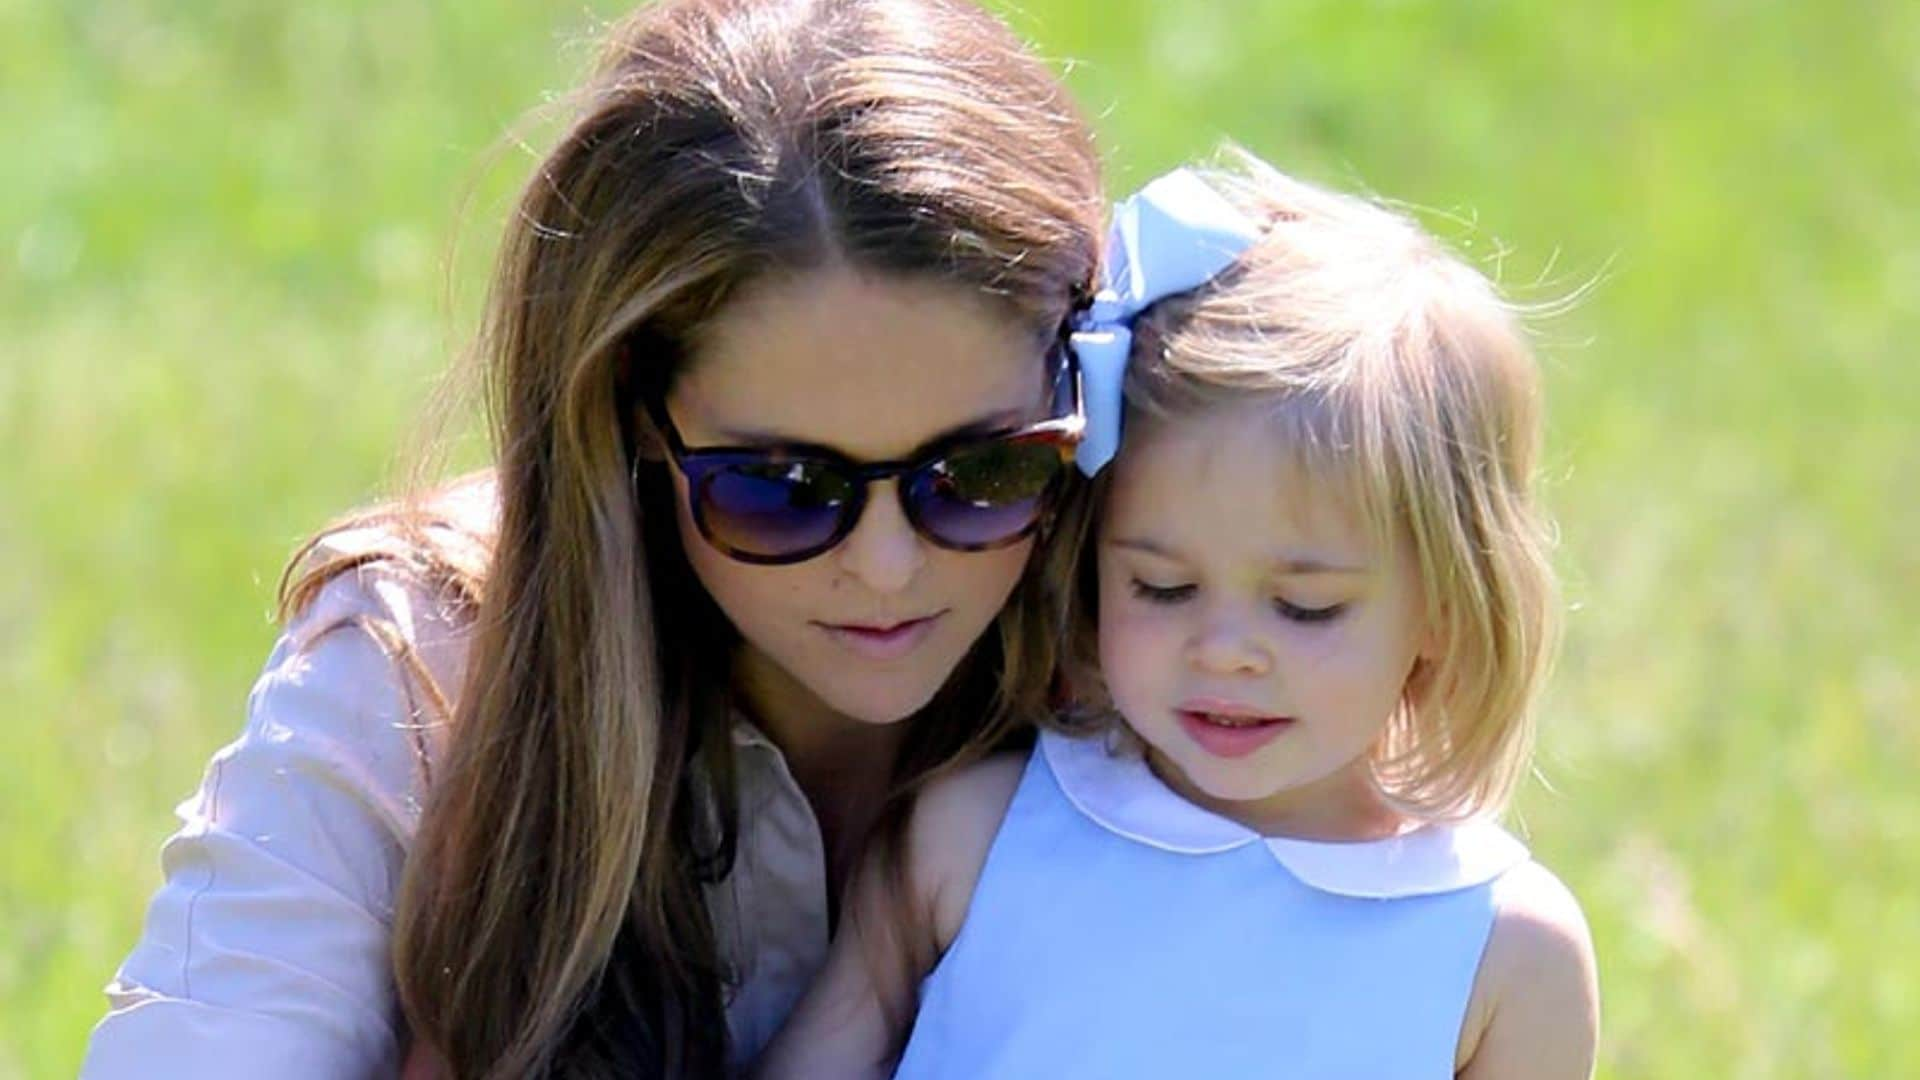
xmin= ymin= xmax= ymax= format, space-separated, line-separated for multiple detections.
xmin=1455 ymin=861 xmax=1601 ymax=1079
xmin=753 ymin=753 xmax=1026 ymax=1079
xmin=80 ymin=567 xmax=457 ymax=1079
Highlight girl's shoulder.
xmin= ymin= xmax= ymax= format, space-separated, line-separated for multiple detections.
xmin=907 ymin=751 xmax=1031 ymax=951
xmin=1483 ymin=858 xmax=1595 ymax=1004
xmin=1487 ymin=857 xmax=1592 ymax=947
xmin=1456 ymin=856 xmax=1600 ymax=1077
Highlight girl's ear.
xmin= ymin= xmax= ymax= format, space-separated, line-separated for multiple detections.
xmin=1401 ymin=655 xmax=1435 ymax=710
xmin=1416 ymin=617 xmax=1444 ymax=665
xmin=1400 ymin=609 xmax=1445 ymax=708
xmin=1412 ymin=579 xmax=1446 ymax=662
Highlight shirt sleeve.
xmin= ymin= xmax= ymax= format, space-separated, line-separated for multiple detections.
xmin=81 ymin=565 xmax=460 ymax=1080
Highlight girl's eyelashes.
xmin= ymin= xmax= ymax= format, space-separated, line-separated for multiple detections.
xmin=1127 ymin=576 xmax=1346 ymax=624
xmin=1275 ymin=598 xmax=1345 ymax=624
xmin=1128 ymin=578 xmax=1195 ymax=604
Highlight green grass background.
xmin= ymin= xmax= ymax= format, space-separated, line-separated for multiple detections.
xmin=4 ymin=1 xmax=1915 ymax=1075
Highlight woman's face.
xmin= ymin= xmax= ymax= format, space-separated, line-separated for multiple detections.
xmin=663 ymin=267 xmax=1055 ymax=728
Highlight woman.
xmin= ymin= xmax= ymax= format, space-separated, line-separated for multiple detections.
xmin=82 ymin=0 xmax=1104 ymax=1075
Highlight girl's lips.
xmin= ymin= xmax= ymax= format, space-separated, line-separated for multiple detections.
xmin=816 ymin=613 xmax=946 ymax=661
xmin=1176 ymin=708 xmax=1294 ymax=759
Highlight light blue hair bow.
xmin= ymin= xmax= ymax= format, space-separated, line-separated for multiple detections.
xmin=1071 ymin=168 xmax=1262 ymax=476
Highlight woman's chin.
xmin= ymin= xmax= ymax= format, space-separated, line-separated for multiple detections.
xmin=789 ymin=629 xmax=979 ymax=729
xmin=814 ymin=677 xmax=944 ymax=728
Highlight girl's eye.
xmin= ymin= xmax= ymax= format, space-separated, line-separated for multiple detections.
xmin=1129 ymin=579 xmax=1196 ymax=604
xmin=1275 ymin=599 xmax=1345 ymax=624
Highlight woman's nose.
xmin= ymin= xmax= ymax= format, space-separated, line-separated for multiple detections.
xmin=833 ymin=481 xmax=926 ymax=593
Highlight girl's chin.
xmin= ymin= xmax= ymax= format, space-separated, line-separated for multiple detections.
xmin=1149 ymin=746 xmax=1293 ymax=805
xmin=1180 ymin=770 xmax=1284 ymax=804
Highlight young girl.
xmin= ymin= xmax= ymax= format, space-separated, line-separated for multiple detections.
xmin=756 ymin=159 xmax=1600 ymax=1077
xmin=81 ymin=1 xmax=1103 ymax=1077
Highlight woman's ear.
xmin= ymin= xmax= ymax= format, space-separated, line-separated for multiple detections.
xmin=629 ymin=407 xmax=669 ymax=463
xmin=614 ymin=335 xmax=672 ymax=463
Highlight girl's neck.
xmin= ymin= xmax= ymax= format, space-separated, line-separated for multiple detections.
xmin=1146 ymin=747 xmax=1411 ymax=844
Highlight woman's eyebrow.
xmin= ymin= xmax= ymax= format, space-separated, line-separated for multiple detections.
xmin=708 ymin=406 xmax=1030 ymax=453
xmin=921 ymin=407 xmax=1033 ymax=444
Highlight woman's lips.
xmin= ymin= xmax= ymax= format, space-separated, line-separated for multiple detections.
xmin=816 ymin=612 xmax=946 ymax=661
xmin=1175 ymin=704 xmax=1294 ymax=759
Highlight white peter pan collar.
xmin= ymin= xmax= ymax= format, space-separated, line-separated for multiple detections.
xmin=1040 ymin=729 xmax=1529 ymax=900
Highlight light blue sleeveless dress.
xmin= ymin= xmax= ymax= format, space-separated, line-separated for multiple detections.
xmin=892 ymin=730 xmax=1531 ymax=1079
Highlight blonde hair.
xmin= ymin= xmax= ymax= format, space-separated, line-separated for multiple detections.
xmin=279 ymin=1 xmax=1101 ymax=1075
xmin=1069 ymin=152 xmax=1557 ymax=822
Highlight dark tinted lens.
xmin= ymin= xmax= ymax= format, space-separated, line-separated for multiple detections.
xmin=906 ymin=437 xmax=1063 ymax=548
xmin=698 ymin=460 xmax=857 ymax=558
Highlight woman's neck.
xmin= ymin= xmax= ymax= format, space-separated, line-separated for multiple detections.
xmin=732 ymin=644 xmax=908 ymax=900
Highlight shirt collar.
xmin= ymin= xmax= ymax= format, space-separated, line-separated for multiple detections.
xmin=730 ymin=716 xmax=780 ymax=753
xmin=1040 ymin=729 xmax=1528 ymax=900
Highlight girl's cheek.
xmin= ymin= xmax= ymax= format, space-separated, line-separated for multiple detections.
xmin=1101 ymin=610 xmax=1176 ymax=677
xmin=1098 ymin=608 xmax=1141 ymax=670
xmin=1099 ymin=627 xmax=1159 ymax=718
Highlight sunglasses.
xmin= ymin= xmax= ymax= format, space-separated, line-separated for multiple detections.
xmin=644 ymin=350 xmax=1084 ymax=565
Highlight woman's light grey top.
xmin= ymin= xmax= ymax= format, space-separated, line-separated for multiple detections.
xmin=82 ymin=533 xmax=833 ymax=1078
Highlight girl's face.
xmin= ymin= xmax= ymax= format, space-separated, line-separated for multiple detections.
xmin=1096 ymin=406 xmax=1432 ymax=839
xmin=666 ymin=267 xmax=1054 ymax=730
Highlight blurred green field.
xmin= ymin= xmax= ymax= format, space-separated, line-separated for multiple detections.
xmin=4 ymin=1 xmax=1915 ymax=1076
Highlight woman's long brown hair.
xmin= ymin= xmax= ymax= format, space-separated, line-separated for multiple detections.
xmin=279 ymin=0 xmax=1100 ymax=1075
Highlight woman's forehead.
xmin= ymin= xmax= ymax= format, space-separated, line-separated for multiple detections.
xmin=671 ymin=267 xmax=1051 ymax=456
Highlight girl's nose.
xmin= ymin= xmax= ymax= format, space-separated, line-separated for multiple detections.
xmin=1188 ymin=611 xmax=1274 ymax=677
xmin=833 ymin=481 xmax=925 ymax=593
